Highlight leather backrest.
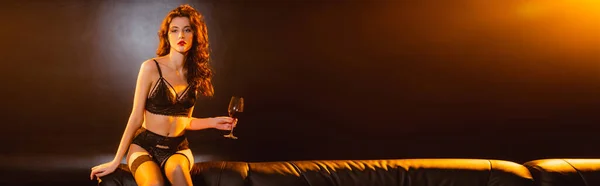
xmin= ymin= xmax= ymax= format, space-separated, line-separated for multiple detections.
xmin=191 ymin=159 xmax=534 ymax=186
xmin=524 ymin=159 xmax=600 ymax=186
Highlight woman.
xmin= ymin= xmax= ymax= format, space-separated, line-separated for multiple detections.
xmin=90 ymin=4 xmax=235 ymax=186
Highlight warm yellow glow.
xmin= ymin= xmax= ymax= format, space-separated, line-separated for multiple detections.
xmin=515 ymin=1 xmax=551 ymax=19
xmin=513 ymin=0 xmax=600 ymax=38
xmin=509 ymin=0 xmax=600 ymax=66
xmin=516 ymin=0 xmax=600 ymax=18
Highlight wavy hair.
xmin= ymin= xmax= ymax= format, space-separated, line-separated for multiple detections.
xmin=156 ymin=4 xmax=213 ymax=97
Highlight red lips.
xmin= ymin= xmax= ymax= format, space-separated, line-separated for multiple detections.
xmin=177 ymin=40 xmax=186 ymax=46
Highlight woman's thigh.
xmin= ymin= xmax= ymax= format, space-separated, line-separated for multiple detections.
xmin=163 ymin=149 xmax=194 ymax=172
xmin=127 ymin=144 xmax=164 ymax=185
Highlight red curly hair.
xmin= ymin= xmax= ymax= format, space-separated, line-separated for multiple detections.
xmin=156 ymin=4 xmax=214 ymax=97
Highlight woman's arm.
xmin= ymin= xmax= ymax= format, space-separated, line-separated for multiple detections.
xmin=186 ymin=115 xmax=235 ymax=131
xmin=90 ymin=60 xmax=154 ymax=179
xmin=111 ymin=60 xmax=153 ymax=163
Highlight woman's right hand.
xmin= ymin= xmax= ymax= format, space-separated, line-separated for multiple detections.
xmin=209 ymin=116 xmax=236 ymax=130
xmin=90 ymin=161 xmax=119 ymax=180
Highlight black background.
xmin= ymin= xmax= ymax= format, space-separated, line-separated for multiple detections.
xmin=1 ymin=0 xmax=598 ymax=174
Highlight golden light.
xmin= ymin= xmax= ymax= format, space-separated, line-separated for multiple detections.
xmin=516 ymin=0 xmax=600 ymax=19
xmin=513 ymin=0 xmax=600 ymax=48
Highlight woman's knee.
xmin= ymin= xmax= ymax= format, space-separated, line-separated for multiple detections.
xmin=132 ymin=159 xmax=165 ymax=186
xmin=164 ymin=154 xmax=191 ymax=175
xmin=136 ymin=171 xmax=165 ymax=186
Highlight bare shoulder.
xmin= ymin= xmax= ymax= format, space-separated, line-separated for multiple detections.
xmin=140 ymin=59 xmax=156 ymax=71
xmin=138 ymin=58 xmax=160 ymax=79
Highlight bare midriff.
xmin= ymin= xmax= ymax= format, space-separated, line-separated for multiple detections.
xmin=142 ymin=111 xmax=190 ymax=137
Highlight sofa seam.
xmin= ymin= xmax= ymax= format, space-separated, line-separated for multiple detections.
xmin=217 ymin=161 xmax=225 ymax=186
xmin=315 ymin=161 xmax=336 ymax=185
xmin=486 ymin=160 xmax=493 ymax=186
xmin=289 ymin=161 xmax=312 ymax=186
xmin=562 ymin=159 xmax=589 ymax=186
xmin=246 ymin=162 xmax=252 ymax=186
xmin=399 ymin=164 xmax=406 ymax=186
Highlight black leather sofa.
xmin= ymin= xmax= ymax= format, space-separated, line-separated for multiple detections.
xmin=99 ymin=158 xmax=533 ymax=186
xmin=98 ymin=158 xmax=600 ymax=186
xmin=524 ymin=159 xmax=600 ymax=186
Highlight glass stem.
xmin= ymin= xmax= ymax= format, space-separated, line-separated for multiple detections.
xmin=228 ymin=118 xmax=237 ymax=135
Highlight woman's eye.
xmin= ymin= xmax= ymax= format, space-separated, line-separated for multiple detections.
xmin=170 ymin=30 xmax=178 ymax=33
xmin=185 ymin=29 xmax=192 ymax=33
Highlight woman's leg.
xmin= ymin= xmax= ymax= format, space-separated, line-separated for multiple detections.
xmin=127 ymin=144 xmax=165 ymax=186
xmin=163 ymin=149 xmax=194 ymax=186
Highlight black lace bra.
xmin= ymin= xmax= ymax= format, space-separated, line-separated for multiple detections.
xmin=145 ymin=59 xmax=196 ymax=116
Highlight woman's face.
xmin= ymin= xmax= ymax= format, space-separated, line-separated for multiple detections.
xmin=168 ymin=17 xmax=194 ymax=53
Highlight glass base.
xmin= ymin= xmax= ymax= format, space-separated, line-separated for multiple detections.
xmin=224 ymin=134 xmax=238 ymax=139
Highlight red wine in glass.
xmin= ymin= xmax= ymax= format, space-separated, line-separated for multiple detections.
xmin=224 ymin=96 xmax=243 ymax=139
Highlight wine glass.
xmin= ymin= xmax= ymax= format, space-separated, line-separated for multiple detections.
xmin=224 ymin=96 xmax=244 ymax=139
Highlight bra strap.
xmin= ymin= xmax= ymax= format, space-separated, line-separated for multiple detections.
xmin=153 ymin=59 xmax=163 ymax=77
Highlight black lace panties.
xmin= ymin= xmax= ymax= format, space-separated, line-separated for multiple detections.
xmin=130 ymin=128 xmax=190 ymax=173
